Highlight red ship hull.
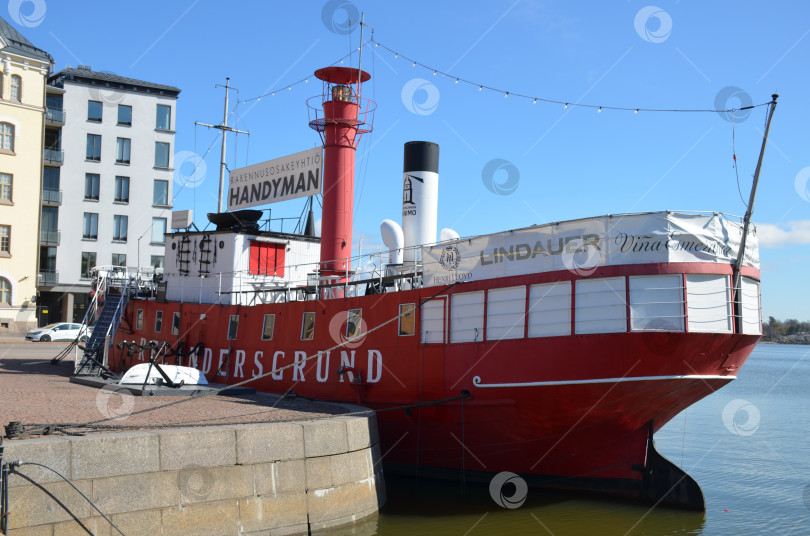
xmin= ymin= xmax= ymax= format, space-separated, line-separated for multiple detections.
xmin=108 ymin=261 xmax=760 ymax=509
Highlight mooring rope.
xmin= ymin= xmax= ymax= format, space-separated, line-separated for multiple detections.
xmin=5 ymin=392 xmax=471 ymax=439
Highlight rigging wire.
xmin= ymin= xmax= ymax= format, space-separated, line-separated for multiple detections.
xmin=732 ymin=112 xmax=748 ymax=208
xmin=353 ymin=29 xmax=376 ymax=227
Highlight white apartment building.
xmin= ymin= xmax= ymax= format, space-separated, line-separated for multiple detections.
xmin=38 ymin=67 xmax=180 ymax=323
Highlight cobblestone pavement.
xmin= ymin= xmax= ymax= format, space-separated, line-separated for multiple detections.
xmin=0 ymin=342 xmax=348 ymax=438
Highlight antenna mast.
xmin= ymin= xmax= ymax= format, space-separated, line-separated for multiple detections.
xmin=196 ymin=77 xmax=249 ymax=213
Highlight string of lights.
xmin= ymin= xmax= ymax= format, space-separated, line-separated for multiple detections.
xmin=370 ymin=39 xmax=774 ymax=114
xmin=239 ymin=45 xmax=367 ymax=104
xmin=237 ymin=37 xmax=774 ymax=115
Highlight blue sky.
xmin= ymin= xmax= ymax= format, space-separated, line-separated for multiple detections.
xmin=13 ymin=0 xmax=810 ymax=320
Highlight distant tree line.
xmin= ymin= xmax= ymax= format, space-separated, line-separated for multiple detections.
xmin=762 ymin=317 xmax=810 ymax=344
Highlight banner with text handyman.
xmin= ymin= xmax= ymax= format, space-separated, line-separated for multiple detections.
xmin=228 ymin=147 xmax=323 ymax=210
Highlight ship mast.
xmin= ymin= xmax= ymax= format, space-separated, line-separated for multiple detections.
xmin=195 ymin=78 xmax=249 ymax=213
xmin=352 ymin=13 xmax=373 ymax=120
xmin=732 ymin=94 xmax=778 ymax=334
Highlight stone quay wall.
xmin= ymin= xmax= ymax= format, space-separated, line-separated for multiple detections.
xmin=2 ymin=414 xmax=384 ymax=535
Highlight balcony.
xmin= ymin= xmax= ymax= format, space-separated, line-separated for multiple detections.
xmin=40 ymin=230 xmax=60 ymax=246
xmin=38 ymin=270 xmax=58 ymax=287
xmin=45 ymin=108 xmax=65 ymax=126
xmin=41 ymin=188 xmax=62 ymax=205
xmin=44 ymin=148 xmax=64 ymax=166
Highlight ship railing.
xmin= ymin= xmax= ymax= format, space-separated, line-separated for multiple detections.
xmin=159 ymin=263 xmax=424 ymax=306
xmin=157 ymin=247 xmax=425 ymax=306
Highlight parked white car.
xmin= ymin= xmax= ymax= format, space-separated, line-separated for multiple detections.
xmin=25 ymin=323 xmax=92 ymax=342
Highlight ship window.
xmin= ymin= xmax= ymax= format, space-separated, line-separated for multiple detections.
xmin=451 ymin=291 xmax=484 ymax=343
xmin=686 ymin=274 xmax=732 ymax=333
xmin=227 ymin=315 xmax=239 ymax=340
xmin=528 ymin=281 xmax=571 ymax=337
xmin=249 ymin=241 xmax=286 ymax=277
xmin=399 ymin=303 xmax=415 ymax=336
xmin=172 ymin=312 xmax=181 ymax=336
xmin=262 ymin=314 xmax=275 ymax=340
xmin=135 ymin=309 xmax=143 ymax=330
xmin=301 ymin=312 xmax=315 ymax=341
xmin=154 ymin=310 xmax=163 ymax=333
xmin=741 ymin=277 xmax=761 ymax=335
xmin=347 ymin=309 xmax=363 ymax=340
xmin=486 ymin=286 xmax=526 ymax=340
xmin=421 ymin=297 xmax=446 ymax=344
xmin=629 ymin=275 xmax=684 ymax=332
xmin=575 ymin=277 xmax=627 ymax=335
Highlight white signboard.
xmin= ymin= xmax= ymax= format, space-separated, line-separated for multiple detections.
xmin=422 ymin=212 xmax=759 ymax=287
xmin=228 ymin=147 xmax=323 ymax=210
xmin=171 ymin=210 xmax=193 ymax=230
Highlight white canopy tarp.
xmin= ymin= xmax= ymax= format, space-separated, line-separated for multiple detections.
xmin=422 ymin=212 xmax=758 ymax=287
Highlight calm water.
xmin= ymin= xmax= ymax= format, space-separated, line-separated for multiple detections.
xmin=337 ymin=344 xmax=810 ymax=535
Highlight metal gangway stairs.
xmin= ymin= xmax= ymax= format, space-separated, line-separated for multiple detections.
xmin=74 ymin=269 xmax=132 ymax=377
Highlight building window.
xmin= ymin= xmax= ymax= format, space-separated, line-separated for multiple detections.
xmin=153 ymin=180 xmax=169 ymax=206
xmin=249 ymin=241 xmax=285 ymax=277
xmin=172 ymin=312 xmax=181 ymax=335
xmin=80 ymin=251 xmax=96 ymax=279
xmin=398 ymin=304 xmax=415 ymax=336
xmin=154 ymin=311 xmax=163 ymax=333
xmin=155 ymin=142 xmax=170 ymax=168
xmin=151 ymin=217 xmax=166 ymax=244
xmin=0 ymin=173 xmax=11 ymax=203
xmin=301 ymin=312 xmax=315 ymax=341
xmin=83 ymin=212 xmax=98 ymax=239
xmin=117 ymin=105 xmax=132 ymax=126
xmin=88 ymin=100 xmax=102 ymax=122
xmin=0 ymin=225 xmax=9 ymax=254
xmin=43 ymin=167 xmax=59 ymax=191
xmin=136 ymin=309 xmax=143 ymax=330
xmin=151 ymin=255 xmax=164 ymax=270
xmin=113 ymin=215 xmax=128 ymax=241
xmin=262 ymin=314 xmax=275 ymax=340
xmin=156 ymin=104 xmax=171 ymax=130
xmin=10 ymin=75 xmax=21 ymax=101
xmin=112 ymin=253 xmax=126 ymax=266
xmin=116 ymin=138 xmax=131 ymax=164
xmin=0 ymin=277 xmax=10 ymax=305
xmin=227 ymin=315 xmax=239 ymax=340
xmin=0 ymin=123 xmax=14 ymax=152
xmin=114 ymin=176 xmax=129 ymax=202
xmin=86 ymin=134 xmax=101 ymax=161
xmin=84 ymin=173 xmax=100 ymax=200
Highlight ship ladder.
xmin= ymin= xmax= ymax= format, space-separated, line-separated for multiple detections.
xmin=74 ymin=273 xmax=132 ymax=377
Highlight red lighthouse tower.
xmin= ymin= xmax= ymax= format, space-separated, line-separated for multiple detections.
xmin=308 ymin=67 xmax=375 ymax=279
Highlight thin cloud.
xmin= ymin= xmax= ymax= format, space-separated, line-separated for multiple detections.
xmin=757 ymin=220 xmax=810 ymax=248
